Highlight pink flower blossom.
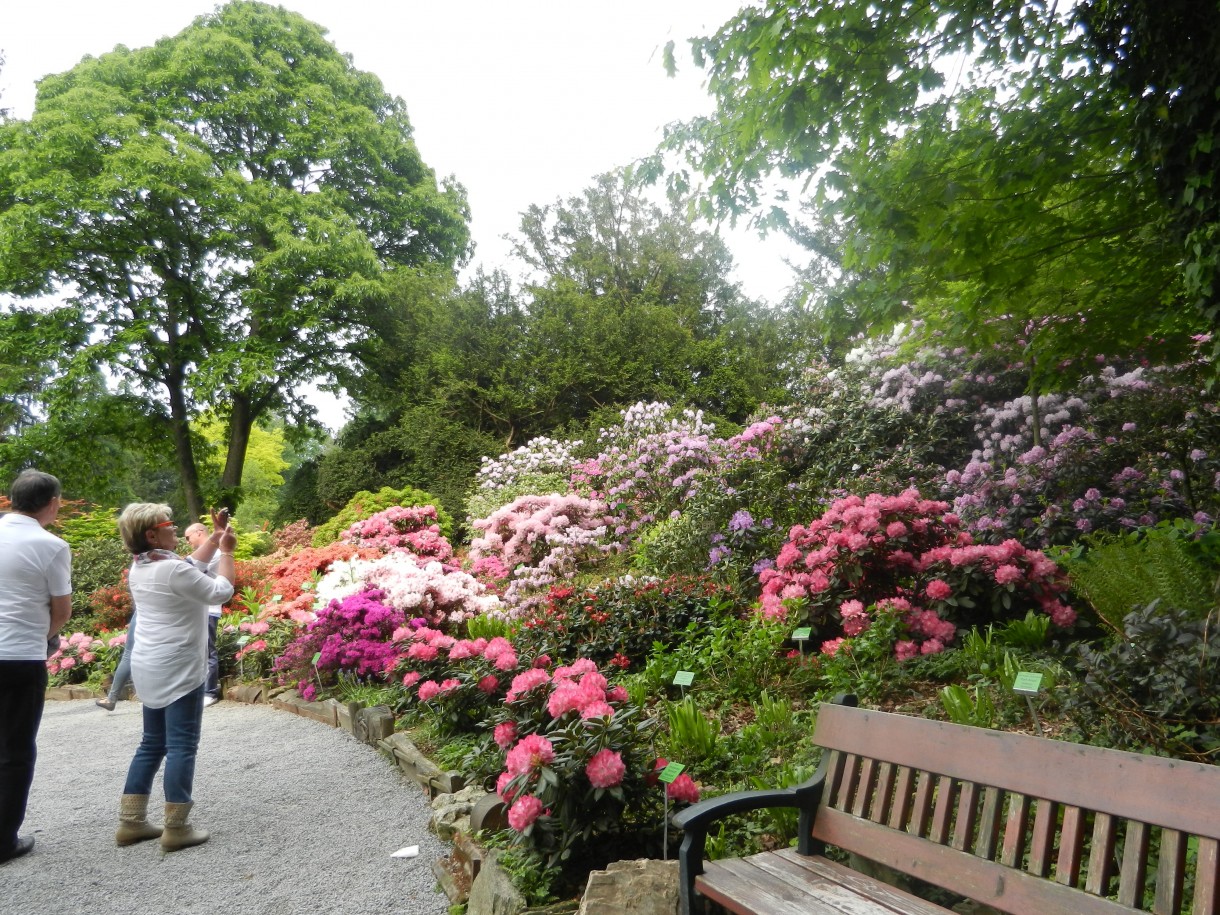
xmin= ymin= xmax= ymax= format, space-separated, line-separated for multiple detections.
xmin=586 ymin=749 xmax=626 ymax=788
xmin=506 ymin=668 xmax=550 ymax=702
xmin=402 ymin=671 xmax=421 ymax=688
xmin=925 ymin=579 xmax=952 ymax=601
xmin=580 ymin=700 xmax=615 ymax=719
xmin=506 ymin=734 xmax=555 ymax=775
xmin=994 ymin=564 xmax=1023 ymax=585
xmin=493 ymin=721 xmax=517 ymax=749
xmin=417 ymin=680 xmax=441 ymax=702
xmin=496 ymin=771 xmax=517 ymax=803
xmin=478 ymin=675 xmax=499 ymax=694
xmin=507 ymin=795 xmax=545 ymax=832
xmin=820 ymin=638 xmax=846 ymax=657
xmin=666 ymin=773 xmax=700 ymax=804
xmin=894 ymin=640 xmax=919 ymax=661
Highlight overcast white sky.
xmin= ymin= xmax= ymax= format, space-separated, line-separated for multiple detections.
xmin=0 ymin=0 xmax=800 ymax=301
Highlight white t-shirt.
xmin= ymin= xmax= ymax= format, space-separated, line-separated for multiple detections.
xmin=0 ymin=513 xmax=72 ymax=661
xmin=128 ymin=551 xmax=234 ymax=708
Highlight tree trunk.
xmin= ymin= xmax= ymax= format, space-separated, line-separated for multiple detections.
xmin=167 ymin=374 xmax=205 ymax=520
xmin=220 ymin=390 xmax=253 ymax=511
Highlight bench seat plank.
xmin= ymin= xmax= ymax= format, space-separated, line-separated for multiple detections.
xmin=697 ymin=851 xmax=953 ymax=915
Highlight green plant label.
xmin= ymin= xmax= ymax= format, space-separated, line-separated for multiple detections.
xmin=672 ymin=671 xmax=695 ymax=687
xmin=658 ymin=762 xmax=685 ymax=784
xmin=1012 ymin=671 xmax=1043 ymax=695
xmin=311 ymin=651 xmax=322 ymax=667
xmin=236 ymin=635 xmax=250 ymax=647
xmin=791 ymin=627 xmax=812 ymax=640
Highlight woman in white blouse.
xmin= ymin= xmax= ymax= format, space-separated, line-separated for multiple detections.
xmin=113 ymin=504 xmax=235 ymax=852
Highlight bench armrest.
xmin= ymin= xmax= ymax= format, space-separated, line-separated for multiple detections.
xmin=673 ymin=695 xmax=856 ymax=915
xmin=674 ymin=778 xmax=827 ymax=915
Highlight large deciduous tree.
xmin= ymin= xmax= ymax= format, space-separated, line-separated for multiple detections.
xmin=0 ymin=1 xmax=469 ymax=516
xmin=660 ymin=0 xmax=1213 ymax=373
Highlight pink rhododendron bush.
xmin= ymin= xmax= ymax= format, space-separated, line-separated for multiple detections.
xmin=340 ymin=504 xmax=454 ymax=560
xmin=490 ymin=658 xmax=696 ymax=867
xmin=759 ymin=489 xmax=1075 ymax=658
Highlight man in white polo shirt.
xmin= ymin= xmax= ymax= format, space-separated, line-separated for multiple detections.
xmin=0 ymin=469 xmax=72 ymax=864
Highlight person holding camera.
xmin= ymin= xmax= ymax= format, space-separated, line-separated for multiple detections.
xmin=113 ymin=504 xmax=234 ymax=852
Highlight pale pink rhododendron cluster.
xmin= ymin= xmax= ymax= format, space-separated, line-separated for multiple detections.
xmin=315 ymin=552 xmax=502 ymax=628
xmin=469 ymin=493 xmax=613 ymax=613
xmin=759 ymin=489 xmax=1075 ymax=658
xmin=573 ymin=401 xmax=720 ymax=537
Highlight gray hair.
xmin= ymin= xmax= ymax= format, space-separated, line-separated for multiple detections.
xmin=9 ymin=469 xmax=61 ymax=513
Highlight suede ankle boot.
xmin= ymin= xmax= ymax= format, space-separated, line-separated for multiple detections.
xmin=115 ymin=794 xmax=162 ymax=846
xmin=160 ymin=801 xmax=209 ymax=852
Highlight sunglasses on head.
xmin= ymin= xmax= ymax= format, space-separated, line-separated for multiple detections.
xmin=153 ymin=520 xmax=176 ymax=529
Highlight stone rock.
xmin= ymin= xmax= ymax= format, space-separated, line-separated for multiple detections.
xmin=467 ymin=848 xmax=526 ymax=915
xmin=577 ymin=859 xmax=679 ymax=915
xmin=432 ymin=808 xmax=471 ymax=842
xmin=354 ymin=705 xmax=394 ymax=745
xmin=431 ymin=785 xmax=486 ymax=812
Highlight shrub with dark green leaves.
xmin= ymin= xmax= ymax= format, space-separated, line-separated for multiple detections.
xmin=1065 ymin=601 xmax=1219 ymax=761
xmin=512 ymin=575 xmax=737 ymax=670
xmin=70 ymin=537 xmax=132 ymax=618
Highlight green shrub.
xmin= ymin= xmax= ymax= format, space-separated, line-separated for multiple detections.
xmin=1065 ymin=526 xmax=1216 ymax=631
xmin=70 ymin=537 xmax=132 ymax=618
xmin=310 ymin=485 xmax=452 ymax=546
xmin=511 ymin=575 xmax=736 ymax=671
xmin=56 ymin=506 xmax=120 ymax=549
xmin=1065 ymin=601 xmax=1219 ymax=760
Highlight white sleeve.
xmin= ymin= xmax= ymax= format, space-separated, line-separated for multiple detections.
xmin=168 ymin=560 xmax=235 ymax=606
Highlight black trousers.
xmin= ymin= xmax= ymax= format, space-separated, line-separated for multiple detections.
xmin=0 ymin=660 xmax=47 ymax=849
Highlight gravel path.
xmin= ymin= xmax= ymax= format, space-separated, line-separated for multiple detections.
xmin=1 ymin=698 xmax=452 ymax=915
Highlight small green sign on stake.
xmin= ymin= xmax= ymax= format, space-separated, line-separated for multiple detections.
xmin=311 ymin=651 xmax=322 ymax=667
xmin=1012 ymin=672 xmax=1043 ymax=696
xmin=672 ymin=671 xmax=695 ymax=687
xmin=658 ymin=761 xmax=685 ymax=784
xmin=236 ymin=635 xmax=250 ymax=647
xmin=1012 ymin=671 xmax=1045 ymax=736
xmin=791 ymin=627 xmax=812 ymax=640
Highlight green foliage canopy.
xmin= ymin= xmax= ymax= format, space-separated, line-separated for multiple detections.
xmin=660 ymin=0 xmax=1211 ymax=372
xmin=0 ymin=1 xmax=470 ymax=517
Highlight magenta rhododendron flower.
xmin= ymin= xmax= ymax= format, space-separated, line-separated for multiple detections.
xmin=478 ymin=675 xmax=499 ymax=694
xmin=586 ymin=749 xmax=626 ymax=789
xmin=496 ymin=771 xmax=518 ymax=803
xmin=417 ymin=680 xmax=442 ymax=702
xmin=507 ymin=795 xmax=545 ymax=832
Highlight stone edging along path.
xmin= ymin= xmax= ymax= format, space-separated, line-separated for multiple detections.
xmin=44 ymin=681 xmax=680 ymax=915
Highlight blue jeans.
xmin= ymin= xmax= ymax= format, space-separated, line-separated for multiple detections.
xmin=108 ymin=611 xmax=136 ymax=703
xmin=0 ymin=661 xmax=47 ymax=848
xmin=123 ymin=683 xmax=205 ymax=803
xmin=206 ymin=616 xmax=219 ymax=698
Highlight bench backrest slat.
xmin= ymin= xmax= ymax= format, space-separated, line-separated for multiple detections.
xmin=1196 ymin=839 xmax=1219 ymax=915
xmin=813 ymin=704 xmax=1220 ymax=839
xmin=807 ymin=703 xmax=1220 ymax=915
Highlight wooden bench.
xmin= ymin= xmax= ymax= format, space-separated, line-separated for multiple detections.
xmin=674 ymin=696 xmax=1220 ymax=915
